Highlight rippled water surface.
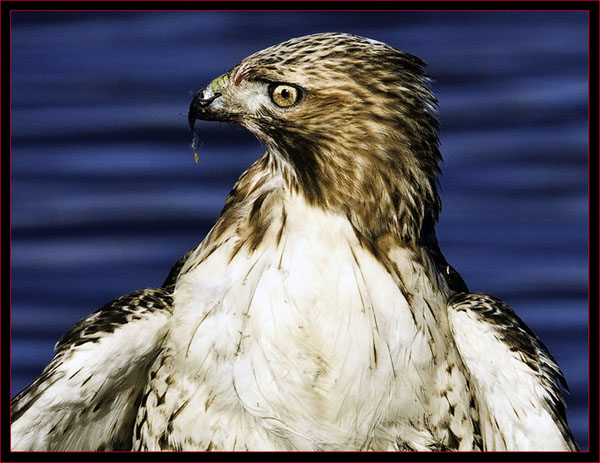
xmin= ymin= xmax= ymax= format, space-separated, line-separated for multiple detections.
xmin=10 ymin=11 xmax=588 ymax=449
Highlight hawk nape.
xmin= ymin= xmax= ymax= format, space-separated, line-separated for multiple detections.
xmin=11 ymin=33 xmax=578 ymax=451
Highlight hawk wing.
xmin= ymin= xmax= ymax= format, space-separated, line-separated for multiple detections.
xmin=11 ymin=288 xmax=173 ymax=451
xmin=447 ymin=292 xmax=578 ymax=451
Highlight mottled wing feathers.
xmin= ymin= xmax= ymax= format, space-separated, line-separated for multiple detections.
xmin=161 ymin=248 xmax=197 ymax=288
xmin=11 ymin=288 xmax=173 ymax=451
xmin=447 ymin=292 xmax=578 ymax=451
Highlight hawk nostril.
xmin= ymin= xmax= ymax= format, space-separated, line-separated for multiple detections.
xmin=198 ymin=93 xmax=221 ymax=107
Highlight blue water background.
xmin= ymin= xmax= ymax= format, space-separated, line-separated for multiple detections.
xmin=10 ymin=11 xmax=588 ymax=449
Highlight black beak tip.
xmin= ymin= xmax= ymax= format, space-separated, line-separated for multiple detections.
xmin=188 ymin=110 xmax=197 ymax=131
xmin=188 ymin=90 xmax=203 ymax=131
xmin=188 ymin=90 xmax=223 ymax=131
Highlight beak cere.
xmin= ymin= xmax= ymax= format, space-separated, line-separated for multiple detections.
xmin=188 ymin=89 xmax=222 ymax=130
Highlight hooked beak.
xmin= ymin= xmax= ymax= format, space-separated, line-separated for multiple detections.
xmin=188 ymin=91 xmax=221 ymax=129
xmin=188 ymin=73 xmax=230 ymax=130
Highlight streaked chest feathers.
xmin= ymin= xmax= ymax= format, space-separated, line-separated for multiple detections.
xmin=136 ymin=190 xmax=477 ymax=451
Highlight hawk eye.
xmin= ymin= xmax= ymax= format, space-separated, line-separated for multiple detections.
xmin=269 ymin=83 xmax=301 ymax=108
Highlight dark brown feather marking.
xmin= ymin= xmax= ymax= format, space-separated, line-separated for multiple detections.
xmin=275 ymin=206 xmax=287 ymax=246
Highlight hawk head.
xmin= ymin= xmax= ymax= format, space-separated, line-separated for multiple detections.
xmin=189 ymin=33 xmax=442 ymax=244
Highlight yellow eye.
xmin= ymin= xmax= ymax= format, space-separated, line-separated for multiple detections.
xmin=269 ymin=84 xmax=301 ymax=108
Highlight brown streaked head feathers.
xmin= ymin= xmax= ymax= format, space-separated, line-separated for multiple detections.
xmin=190 ymin=32 xmax=442 ymax=245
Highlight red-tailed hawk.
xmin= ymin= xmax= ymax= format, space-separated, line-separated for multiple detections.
xmin=11 ymin=32 xmax=578 ymax=451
